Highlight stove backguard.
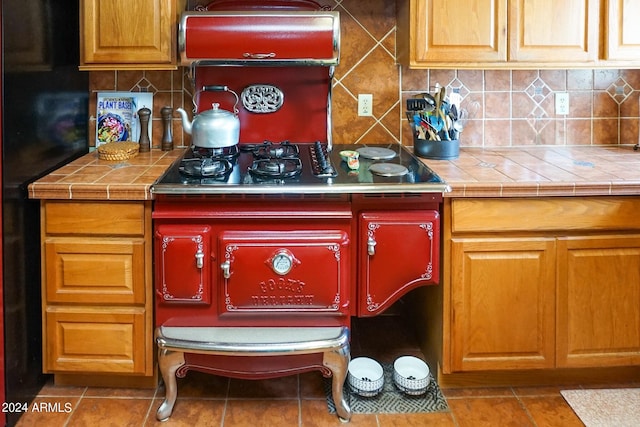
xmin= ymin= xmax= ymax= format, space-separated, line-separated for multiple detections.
xmin=189 ymin=66 xmax=332 ymax=145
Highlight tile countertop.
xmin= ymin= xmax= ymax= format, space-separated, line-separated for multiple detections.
xmin=421 ymin=145 xmax=640 ymax=198
xmin=28 ymin=148 xmax=185 ymax=200
xmin=28 ymin=145 xmax=640 ymax=200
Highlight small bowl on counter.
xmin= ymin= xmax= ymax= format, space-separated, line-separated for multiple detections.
xmin=393 ymin=356 xmax=430 ymax=395
xmin=347 ymin=357 xmax=384 ymax=397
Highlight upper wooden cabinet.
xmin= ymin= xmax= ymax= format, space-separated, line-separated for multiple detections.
xmin=399 ymin=0 xmax=508 ymax=65
xmin=80 ymin=0 xmax=186 ymax=70
xmin=604 ymin=0 xmax=640 ymax=61
xmin=509 ymin=0 xmax=599 ymax=63
xmin=398 ymin=0 xmax=640 ymax=68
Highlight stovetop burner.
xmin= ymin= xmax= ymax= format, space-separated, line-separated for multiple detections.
xmin=241 ymin=141 xmax=300 ymax=159
xmin=178 ymin=145 xmax=240 ymax=178
xmin=369 ymin=163 xmax=409 ymax=177
xmin=249 ymin=157 xmax=303 ymax=180
xmin=192 ymin=145 xmax=240 ymax=161
xmin=179 ymin=157 xmax=234 ymax=178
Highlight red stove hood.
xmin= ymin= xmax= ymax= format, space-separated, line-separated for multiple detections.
xmin=178 ymin=9 xmax=340 ymax=66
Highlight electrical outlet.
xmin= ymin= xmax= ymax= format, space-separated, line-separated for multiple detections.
xmin=449 ymin=91 xmax=462 ymax=111
xmin=358 ymin=94 xmax=373 ymax=116
xmin=555 ymin=92 xmax=570 ymax=115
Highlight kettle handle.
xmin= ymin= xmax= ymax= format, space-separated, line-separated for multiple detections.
xmin=201 ymin=85 xmax=240 ymax=115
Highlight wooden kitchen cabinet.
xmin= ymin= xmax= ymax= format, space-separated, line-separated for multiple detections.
xmin=358 ymin=210 xmax=440 ymax=317
xmin=450 ymin=237 xmax=556 ymax=371
xmin=604 ymin=0 xmax=640 ymax=61
xmin=80 ymin=0 xmax=186 ymax=70
xmin=397 ymin=0 xmax=622 ymax=68
xmin=557 ymin=235 xmax=640 ymax=368
xmin=396 ymin=0 xmax=508 ymax=66
xmin=508 ymin=0 xmax=599 ymax=63
xmin=440 ymin=197 xmax=640 ymax=375
xmin=41 ymin=200 xmax=155 ymax=386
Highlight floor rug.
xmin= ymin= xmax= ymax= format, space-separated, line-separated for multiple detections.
xmin=325 ymin=363 xmax=448 ymax=414
xmin=561 ymin=388 xmax=640 ymax=427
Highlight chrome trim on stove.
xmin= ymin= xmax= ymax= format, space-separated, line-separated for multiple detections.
xmin=152 ymin=181 xmax=450 ymax=195
xmin=156 ymin=326 xmax=350 ymax=356
xmin=327 ymin=70 xmax=334 ymax=151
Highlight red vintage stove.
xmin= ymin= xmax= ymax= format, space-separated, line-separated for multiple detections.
xmin=151 ymin=0 xmax=448 ymax=422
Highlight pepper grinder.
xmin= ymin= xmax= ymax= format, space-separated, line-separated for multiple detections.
xmin=160 ymin=106 xmax=173 ymax=151
xmin=137 ymin=107 xmax=151 ymax=152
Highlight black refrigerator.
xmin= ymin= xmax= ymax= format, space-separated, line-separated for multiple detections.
xmin=1 ymin=1 xmax=89 ymax=425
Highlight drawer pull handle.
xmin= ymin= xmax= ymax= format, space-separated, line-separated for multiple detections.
xmin=195 ymin=249 xmax=204 ymax=269
xmin=221 ymin=260 xmax=231 ymax=279
xmin=367 ymin=236 xmax=377 ymax=256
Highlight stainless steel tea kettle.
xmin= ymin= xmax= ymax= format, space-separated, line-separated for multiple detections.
xmin=176 ymin=86 xmax=240 ymax=149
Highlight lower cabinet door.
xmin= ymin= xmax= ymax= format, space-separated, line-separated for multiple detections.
xmin=44 ymin=307 xmax=147 ymax=374
xmin=358 ymin=210 xmax=440 ymax=316
xmin=450 ymin=237 xmax=556 ymax=371
xmin=557 ymin=235 xmax=640 ymax=368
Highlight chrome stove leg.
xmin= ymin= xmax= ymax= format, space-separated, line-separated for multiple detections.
xmin=323 ymin=344 xmax=352 ymax=422
xmin=156 ymin=348 xmax=186 ymax=421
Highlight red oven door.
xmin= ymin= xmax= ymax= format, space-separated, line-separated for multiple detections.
xmin=219 ymin=230 xmax=350 ymax=317
xmin=155 ymin=224 xmax=213 ymax=306
xmin=358 ymin=210 xmax=440 ymax=317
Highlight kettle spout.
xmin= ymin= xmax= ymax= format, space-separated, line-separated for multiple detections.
xmin=175 ymin=108 xmax=192 ymax=135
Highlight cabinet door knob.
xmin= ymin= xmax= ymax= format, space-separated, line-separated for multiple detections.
xmin=221 ymin=260 xmax=231 ymax=279
xmin=367 ymin=236 xmax=377 ymax=256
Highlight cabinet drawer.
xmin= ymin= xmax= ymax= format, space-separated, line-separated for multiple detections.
xmin=45 ymin=238 xmax=145 ymax=304
xmin=452 ymin=197 xmax=640 ymax=233
xmin=44 ymin=201 xmax=145 ymax=236
xmin=44 ymin=307 xmax=147 ymax=374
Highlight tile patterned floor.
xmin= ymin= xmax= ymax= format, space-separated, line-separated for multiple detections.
xmin=14 ymin=315 xmax=632 ymax=426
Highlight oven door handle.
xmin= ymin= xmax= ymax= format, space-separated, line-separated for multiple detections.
xmin=221 ymin=260 xmax=231 ymax=279
xmin=367 ymin=236 xmax=377 ymax=256
xmin=195 ymin=249 xmax=205 ymax=269
xmin=243 ymin=52 xmax=276 ymax=59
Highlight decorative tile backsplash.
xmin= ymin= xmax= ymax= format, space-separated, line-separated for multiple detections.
xmin=88 ymin=0 xmax=640 ymax=149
